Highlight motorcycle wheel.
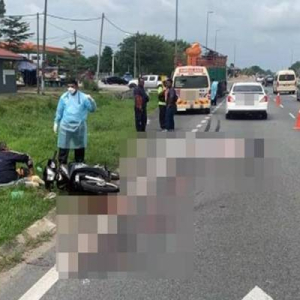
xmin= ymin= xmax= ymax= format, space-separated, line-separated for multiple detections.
xmin=80 ymin=180 xmax=120 ymax=194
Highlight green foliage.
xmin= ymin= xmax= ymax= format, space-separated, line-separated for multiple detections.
xmin=290 ymin=61 xmax=300 ymax=76
xmin=1 ymin=16 xmax=33 ymax=52
xmin=0 ymin=0 xmax=5 ymax=39
xmin=85 ymin=55 xmax=98 ymax=73
xmin=82 ymin=79 xmax=99 ymax=91
xmin=60 ymin=40 xmax=85 ymax=80
xmin=0 ymin=0 xmax=5 ymax=16
xmin=241 ymin=65 xmax=273 ymax=76
xmin=115 ymin=34 xmax=190 ymax=76
xmin=101 ymin=46 xmax=113 ymax=73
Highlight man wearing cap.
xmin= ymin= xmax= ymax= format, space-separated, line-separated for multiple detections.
xmin=0 ymin=141 xmax=34 ymax=185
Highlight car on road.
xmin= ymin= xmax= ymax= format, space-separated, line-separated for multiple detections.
xmin=102 ymin=76 xmax=128 ymax=85
xmin=226 ymin=82 xmax=269 ymax=119
xmin=122 ymin=72 xmax=133 ymax=82
xmin=128 ymin=75 xmax=163 ymax=89
xmin=256 ymin=75 xmax=265 ymax=83
xmin=273 ymin=70 xmax=297 ymax=95
xmin=263 ymin=75 xmax=274 ymax=86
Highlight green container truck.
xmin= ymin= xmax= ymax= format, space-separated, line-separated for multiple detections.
xmin=207 ymin=66 xmax=228 ymax=97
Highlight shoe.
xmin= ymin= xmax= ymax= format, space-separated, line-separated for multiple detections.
xmin=161 ymin=129 xmax=168 ymax=132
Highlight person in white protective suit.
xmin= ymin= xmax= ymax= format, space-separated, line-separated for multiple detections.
xmin=53 ymin=80 xmax=97 ymax=165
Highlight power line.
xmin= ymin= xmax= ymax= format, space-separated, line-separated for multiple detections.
xmin=2 ymin=13 xmax=38 ymax=18
xmin=47 ymin=14 xmax=102 ymax=22
xmin=104 ymin=16 xmax=134 ymax=35
xmin=47 ymin=20 xmax=118 ymax=48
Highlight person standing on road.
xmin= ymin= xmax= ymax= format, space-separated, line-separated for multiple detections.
xmin=53 ymin=79 xmax=97 ymax=165
xmin=211 ymin=78 xmax=219 ymax=106
xmin=165 ymin=78 xmax=178 ymax=132
xmin=134 ymin=78 xmax=149 ymax=132
xmin=158 ymin=80 xmax=167 ymax=131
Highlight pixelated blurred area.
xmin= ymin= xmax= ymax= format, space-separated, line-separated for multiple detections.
xmin=57 ymin=133 xmax=281 ymax=280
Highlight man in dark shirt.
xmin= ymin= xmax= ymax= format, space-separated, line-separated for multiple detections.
xmin=133 ymin=78 xmax=149 ymax=132
xmin=0 ymin=141 xmax=34 ymax=184
xmin=165 ymin=78 xmax=178 ymax=132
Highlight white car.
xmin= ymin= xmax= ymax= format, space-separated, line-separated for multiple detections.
xmin=226 ymin=82 xmax=269 ymax=119
xmin=256 ymin=76 xmax=265 ymax=83
xmin=128 ymin=75 xmax=162 ymax=89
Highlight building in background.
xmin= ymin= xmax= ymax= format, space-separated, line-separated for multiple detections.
xmin=0 ymin=48 xmax=22 ymax=94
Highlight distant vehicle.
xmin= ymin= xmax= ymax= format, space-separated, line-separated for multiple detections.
xmin=256 ymin=75 xmax=265 ymax=83
xmin=173 ymin=66 xmax=211 ymax=114
xmin=226 ymin=82 xmax=268 ymax=120
xmin=102 ymin=76 xmax=128 ymax=85
xmin=273 ymin=70 xmax=297 ymax=95
xmin=122 ymin=72 xmax=133 ymax=82
xmin=263 ymin=75 xmax=274 ymax=86
xmin=128 ymin=75 xmax=162 ymax=89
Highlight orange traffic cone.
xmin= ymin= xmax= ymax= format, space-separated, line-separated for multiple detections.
xmin=294 ymin=110 xmax=300 ymax=130
xmin=276 ymin=93 xmax=281 ymax=107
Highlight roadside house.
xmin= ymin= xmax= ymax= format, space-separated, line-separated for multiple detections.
xmin=0 ymin=49 xmax=22 ymax=94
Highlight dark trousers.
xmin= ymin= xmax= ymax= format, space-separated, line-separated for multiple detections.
xmin=166 ymin=106 xmax=176 ymax=131
xmin=159 ymin=105 xmax=167 ymax=130
xmin=135 ymin=107 xmax=147 ymax=132
xmin=212 ymin=95 xmax=218 ymax=106
xmin=58 ymin=148 xmax=85 ymax=165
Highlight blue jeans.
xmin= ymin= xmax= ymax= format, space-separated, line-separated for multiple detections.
xmin=166 ymin=106 xmax=176 ymax=131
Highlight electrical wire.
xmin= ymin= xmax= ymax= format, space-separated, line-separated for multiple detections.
xmin=47 ymin=14 xmax=102 ymax=22
xmin=104 ymin=16 xmax=134 ymax=35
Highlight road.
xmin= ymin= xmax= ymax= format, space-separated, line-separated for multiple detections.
xmin=1 ymin=84 xmax=300 ymax=300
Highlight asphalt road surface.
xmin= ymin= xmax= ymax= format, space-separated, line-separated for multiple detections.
xmin=1 ymin=85 xmax=300 ymax=300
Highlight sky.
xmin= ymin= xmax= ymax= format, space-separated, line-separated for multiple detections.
xmin=5 ymin=0 xmax=300 ymax=71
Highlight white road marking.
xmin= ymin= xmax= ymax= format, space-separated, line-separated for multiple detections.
xmin=197 ymin=124 xmax=202 ymax=128
xmin=205 ymin=116 xmax=210 ymax=120
xmin=191 ymin=129 xmax=198 ymax=133
xmin=280 ymin=104 xmax=284 ymax=108
xmin=147 ymin=120 xmax=151 ymax=125
xmin=201 ymin=120 xmax=207 ymax=124
xmin=290 ymin=113 xmax=296 ymax=119
xmin=242 ymin=286 xmax=273 ymax=300
xmin=18 ymin=267 xmax=58 ymax=300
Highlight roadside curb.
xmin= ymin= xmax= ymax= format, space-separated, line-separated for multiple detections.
xmin=0 ymin=208 xmax=57 ymax=272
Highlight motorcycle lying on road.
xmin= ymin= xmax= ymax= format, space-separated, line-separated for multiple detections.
xmin=43 ymin=151 xmax=120 ymax=195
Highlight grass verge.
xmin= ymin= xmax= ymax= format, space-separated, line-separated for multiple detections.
xmin=0 ymin=90 xmax=157 ymax=247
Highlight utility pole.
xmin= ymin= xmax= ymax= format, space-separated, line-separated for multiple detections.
xmin=134 ymin=35 xmax=137 ymax=78
xmin=234 ymin=44 xmax=236 ymax=67
xmin=37 ymin=13 xmax=40 ymax=94
xmin=111 ymin=52 xmax=115 ymax=76
xmin=291 ymin=49 xmax=294 ymax=67
xmin=41 ymin=0 xmax=48 ymax=94
xmin=96 ymin=13 xmax=105 ymax=81
xmin=215 ymin=29 xmax=220 ymax=52
xmin=175 ymin=0 xmax=178 ymax=67
xmin=205 ymin=11 xmax=214 ymax=49
xmin=74 ymin=30 xmax=78 ymax=81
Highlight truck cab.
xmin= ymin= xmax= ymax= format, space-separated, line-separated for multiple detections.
xmin=128 ymin=75 xmax=163 ymax=90
xmin=173 ymin=66 xmax=211 ymax=114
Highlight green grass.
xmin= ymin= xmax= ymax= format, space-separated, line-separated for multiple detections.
xmin=0 ymin=90 xmax=158 ymax=247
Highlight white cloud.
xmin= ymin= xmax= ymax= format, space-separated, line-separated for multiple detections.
xmin=253 ymin=1 xmax=300 ymax=32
